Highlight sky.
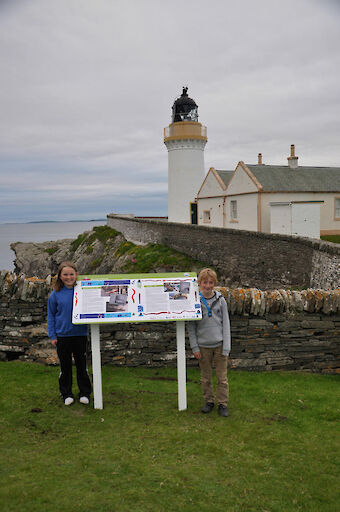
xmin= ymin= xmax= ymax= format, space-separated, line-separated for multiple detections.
xmin=0 ymin=0 xmax=339 ymax=223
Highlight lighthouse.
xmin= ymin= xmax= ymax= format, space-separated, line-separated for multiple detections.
xmin=164 ymin=87 xmax=207 ymax=223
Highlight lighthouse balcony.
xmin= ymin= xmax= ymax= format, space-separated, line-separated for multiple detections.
xmin=164 ymin=122 xmax=207 ymax=142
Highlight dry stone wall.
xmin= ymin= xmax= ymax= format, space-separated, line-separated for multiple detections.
xmin=1 ymin=271 xmax=339 ymax=374
xmin=107 ymin=214 xmax=340 ymax=289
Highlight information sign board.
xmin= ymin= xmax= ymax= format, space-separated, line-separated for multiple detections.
xmin=73 ymin=272 xmax=202 ymax=324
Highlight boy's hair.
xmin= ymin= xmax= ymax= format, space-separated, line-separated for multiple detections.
xmin=198 ymin=268 xmax=217 ymax=285
xmin=54 ymin=261 xmax=78 ymax=291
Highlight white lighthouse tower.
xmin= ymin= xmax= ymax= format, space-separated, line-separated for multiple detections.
xmin=164 ymin=87 xmax=207 ymax=224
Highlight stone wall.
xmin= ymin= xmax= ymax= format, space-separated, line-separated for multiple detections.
xmin=1 ymin=271 xmax=339 ymax=374
xmin=107 ymin=214 xmax=340 ymax=289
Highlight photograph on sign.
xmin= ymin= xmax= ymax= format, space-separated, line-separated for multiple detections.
xmin=73 ymin=272 xmax=202 ymax=324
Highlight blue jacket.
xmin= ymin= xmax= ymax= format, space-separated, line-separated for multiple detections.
xmin=47 ymin=286 xmax=88 ymax=339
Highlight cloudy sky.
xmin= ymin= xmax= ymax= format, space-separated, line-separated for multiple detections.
xmin=0 ymin=0 xmax=339 ymax=223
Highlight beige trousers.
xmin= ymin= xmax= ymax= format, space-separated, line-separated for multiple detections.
xmin=199 ymin=345 xmax=229 ymax=406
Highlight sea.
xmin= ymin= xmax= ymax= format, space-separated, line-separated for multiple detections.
xmin=0 ymin=220 xmax=107 ymax=272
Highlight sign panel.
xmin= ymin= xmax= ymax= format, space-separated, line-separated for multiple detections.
xmin=73 ymin=272 xmax=202 ymax=324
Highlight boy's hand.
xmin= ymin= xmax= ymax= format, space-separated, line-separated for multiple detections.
xmin=51 ymin=339 xmax=57 ymax=347
xmin=193 ymin=351 xmax=201 ymax=359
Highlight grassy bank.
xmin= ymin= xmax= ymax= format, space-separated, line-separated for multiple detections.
xmin=0 ymin=363 xmax=339 ymax=512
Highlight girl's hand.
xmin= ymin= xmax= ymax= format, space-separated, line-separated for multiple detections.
xmin=51 ymin=339 xmax=57 ymax=347
xmin=193 ymin=351 xmax=201 ymax=359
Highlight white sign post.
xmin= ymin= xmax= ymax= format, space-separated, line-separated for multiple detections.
xmin=176 ymin=321 xmax=187 ymax=411
xmin=90 ymin=324 xmax=103 ymax=410
xmin=73 ymin=273 xmax=202 ymax=411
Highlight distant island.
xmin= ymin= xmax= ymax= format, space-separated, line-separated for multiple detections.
xmin=26 ymin=219 xmax=106 ymax=224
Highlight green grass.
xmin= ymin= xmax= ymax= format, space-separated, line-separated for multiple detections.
xmin=86 ymin=225 xmax=120 ymax=245
xmin=117 ymin=242 xmax=206 ymax=273
xmin=0 ymin=363 xmax=339 ymax=512
xmin=320 ymin=235 xmax=340 ymax=244
xmin=90 ymin=256 xmax=104 ymax=269
xmin=44 ymin=247 xmax=58 ymax=255
xmin=71 ymin=232 xmax=88 ymax=252
xmin=71 ymin=226 xmax=120 ymax=253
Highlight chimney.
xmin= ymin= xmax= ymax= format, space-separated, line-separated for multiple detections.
xmin=258 ymin=153 xmax=263 ymax=165
xmin=287 ymin=144 xmax=298 ymax=169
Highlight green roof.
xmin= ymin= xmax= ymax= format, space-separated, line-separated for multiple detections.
xmin=247 ymin=165 xmax=340 ymax=192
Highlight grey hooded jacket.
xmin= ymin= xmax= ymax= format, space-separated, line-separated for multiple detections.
xmin=187 ymin=290 xmax=231 ymax=356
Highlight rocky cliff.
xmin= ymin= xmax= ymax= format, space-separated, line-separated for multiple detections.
xmin=10 ymin=225 xmax=205 ymax=278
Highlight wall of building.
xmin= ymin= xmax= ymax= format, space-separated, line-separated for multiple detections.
xmin=107 ymin=214 xmax=340 ymax=289
xmin=197 ymin=197 xmax=225 ymax=228
xmin=1 ymin=272 xmax=339 ymax=374
xmin=197 ymin=170 xmax=226 ymax=227
xmin=225 ymin=193 xmax=258 ymax=231
xmin=202 ymin=181 xmax=340 ymax=236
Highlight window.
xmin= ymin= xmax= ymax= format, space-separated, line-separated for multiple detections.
xmin=203 ymin=210 xmax=211 ymax=223
xmin=336 ymin=198 xmax=340 ymax=219
xmin=230 ymin=200 xmax=237 ymax=220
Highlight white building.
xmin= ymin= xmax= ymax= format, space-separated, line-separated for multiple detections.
xmin=197 ymin=146 xmax=340 ymax=237
xmin=164 ymin=87 xmax=207 ymax=224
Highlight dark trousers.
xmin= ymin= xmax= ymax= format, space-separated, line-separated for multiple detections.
xmin=56 ymin=336 xmax=92 ymax=399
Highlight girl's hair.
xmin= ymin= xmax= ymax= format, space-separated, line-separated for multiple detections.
xmin=198 ymin=268 xmax=217 ymax=285
xmin=54 ymin=261 xmax=78 ymax=291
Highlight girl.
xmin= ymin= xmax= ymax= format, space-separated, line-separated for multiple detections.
xmin=48 ymin=261 xmax=92 ymax=405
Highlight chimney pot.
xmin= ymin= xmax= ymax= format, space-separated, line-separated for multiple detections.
xmin=287 ymin=144 xmax=298 ymax=169
xmin=258 ymin=153 xmax=263 ymax=165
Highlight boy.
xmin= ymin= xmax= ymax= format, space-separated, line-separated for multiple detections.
xmin=187 ymin=268 xmax=231 ymax=417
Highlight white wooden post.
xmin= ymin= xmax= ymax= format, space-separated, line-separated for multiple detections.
xmin=176 ymin=321 xmax=187 ymax=411
xmin=90 ymin=324 xmax=103 ymax=409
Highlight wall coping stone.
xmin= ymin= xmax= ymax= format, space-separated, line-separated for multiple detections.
xmin=1 ymin=270 xmax=339 ymax=316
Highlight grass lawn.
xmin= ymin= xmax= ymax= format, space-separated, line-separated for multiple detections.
xmin=0 ymin=362 xmax=339 ymax=512
xmin=320 ymin=235 xmax=340 ymax=244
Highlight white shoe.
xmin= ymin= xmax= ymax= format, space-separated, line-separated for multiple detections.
xmin=64 ymin=397 xmax=74 ymax=406
xmin=79 ymin=396 xmax=89 ymax=405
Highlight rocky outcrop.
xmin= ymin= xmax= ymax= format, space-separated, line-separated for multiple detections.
xmin=10 ymin=226 xmax=205 ymax=278
xmin=10 ymin=227 xmax=126 ymax=277
xmin=11 ymin=239 xmax=74 ymax=278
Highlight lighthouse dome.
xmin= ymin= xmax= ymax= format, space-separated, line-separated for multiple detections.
xmin=172 ymin=87 xmax=199 ymax=123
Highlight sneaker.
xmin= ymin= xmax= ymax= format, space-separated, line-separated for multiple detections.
xmin=64 ymin=397 xmax=74 ymax=406
xmin=79 ymin=396 xmax=89 ymax=405
xmin=201 ymin=402 xmax=214 ymax=413
xmin=218 ymin=404 xmax=229 ymax=417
